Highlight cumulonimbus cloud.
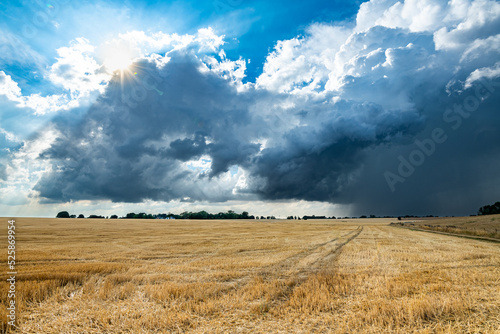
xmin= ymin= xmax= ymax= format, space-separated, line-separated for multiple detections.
xmin=13 ymin=0 xmax=500 ymax=215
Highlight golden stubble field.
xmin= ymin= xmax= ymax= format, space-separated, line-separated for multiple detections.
xmin=1 ymin=217 xmax=499 ymax=333
xmin=403 ymin=214 xmax=500 ymax=240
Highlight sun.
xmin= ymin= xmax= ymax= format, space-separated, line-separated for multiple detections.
xmin=101 ymin=42 xmax=137 ymax=73
xmin=105 ymin=51 xmax=134 ymax=72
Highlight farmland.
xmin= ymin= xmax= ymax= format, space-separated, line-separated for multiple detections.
xmin=1 ymin=217 xmax=499 ymax=333
xmin=394 ymin=214 xmax=500 ymax=240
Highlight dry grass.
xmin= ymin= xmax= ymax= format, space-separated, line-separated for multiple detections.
xmin=396 ymin=214 xmax=500 ymax=240
xmin=1 ymin=217 xmax=499 ymax=333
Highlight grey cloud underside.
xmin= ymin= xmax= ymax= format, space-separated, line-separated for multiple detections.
xmin=341 ymin=93 xmax=500 ymax=216
xmin=34 ymin=21 xmax=500 ymax=215
xmin=36 ymin=51 xmax=414 ymax=204
xmin=250 ymin=101 xmax=424 ymax=202
xmin=36 ymin=52 xmax=260 ymax=203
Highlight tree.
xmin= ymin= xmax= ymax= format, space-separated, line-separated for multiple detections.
xmin=78 ymin=214 xmax=85 ymax=218
xmin=110 ymin=215 xmax=118 ymax=219
xmin=56 ymin=211 xmax=70 ymax=218
xmin=478 ymin=201 xmax=500 ymax=215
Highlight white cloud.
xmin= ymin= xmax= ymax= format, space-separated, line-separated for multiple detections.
xmin=0 ymin=128 xmax=19 ymax=143
xmin=1 ymin=40 xmax=104 ymax=116
xmin=204 ymin=52 xmax=247 ymax=87
xmin=0 ymin=71 xmax=71 ymax=115
xmin=196 ymin=27 xmax=225 ymax=52
xmin=256 ymin=24 xmax=349 ymax=94
xmin=461 ymin=34 xmax=500 ymax=62
xmin=97 ymin=28 xmax=244 ymax=86
xmin=114 ymin=30 xmax=194 ymax=54
xmin=464 ymin=61 xmax=500 ymax=88
xmin=185 ymin=156 xmax=213 ymax=173
xmin=257 ymin=0 xmax=500 ymax=103
xmin=434 ymin=0 xmax=500 ymax=50
xmin=21 ymin=93 xmax=76 ymax=116
xmin=48 ymin=38 xmax=109 ymax=98
xmin=1 ymin=28 xmax=233 ymax=116
xmin=97 ymin=27 xmax=225 ymax=66
xmin=0 ymin=71 xmax=22 ymax=100
xmin=354 ymin=0 xmax=500 ymax=53
xmin=232 ymin=168 xmax=249 ymax=195
xmin=380 ymin=0 xmax=446 ymax=32
xmin=0 ymin=127 xmax=59 ymax=206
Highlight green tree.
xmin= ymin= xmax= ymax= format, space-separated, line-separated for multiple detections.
xmin=56 ymin=211 xmax=70 ymax=218
xmin=478 ymin=201 xmax=500 ymax=215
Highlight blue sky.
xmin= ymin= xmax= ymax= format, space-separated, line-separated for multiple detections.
xmin=0 ymin=0 xmax=362 ymax=85
xmin=1 ymin=0 xmax=500 ymax=218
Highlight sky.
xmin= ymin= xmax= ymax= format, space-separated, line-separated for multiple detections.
xmin=1 ymin=0 xmax=500 ymax=218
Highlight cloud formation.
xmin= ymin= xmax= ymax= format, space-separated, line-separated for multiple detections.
xmin=34 ymin=50 xmax=256 ymax=203
xmin=3 ymin=0 xmax=500 ymax=215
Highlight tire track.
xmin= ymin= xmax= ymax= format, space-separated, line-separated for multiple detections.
xmin=258 ymin=226 xmax=364 ymax=279
xmin=220 ymin=226 xmax=365 ymax=293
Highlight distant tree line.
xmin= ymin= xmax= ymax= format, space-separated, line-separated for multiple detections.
xmin=57 ymin=210 xmax=448 ymax=220
xmin=298 ymin=215 xmax=333 ymax=220
xmin=56 ymin=210 xmax=255 ymax=220
xmin=56 ymin=211 xmax=109 ymax=219
xmin=123 ymin=210 xmax=256 ymax=220
xmin=478 ymin=201 xmax=500 ymax=215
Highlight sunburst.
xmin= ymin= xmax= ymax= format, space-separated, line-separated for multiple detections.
xmin=102 ymin=42 xmax=136 ymax=73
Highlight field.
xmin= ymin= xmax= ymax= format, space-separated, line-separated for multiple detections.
xmin=1 ymin=217 xmax=499 ymax=333
xmin=393 ymin=214 xmax=500 ymax=240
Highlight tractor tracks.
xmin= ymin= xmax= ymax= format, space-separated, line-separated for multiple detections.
xmin=258 ymin=226 xmax=364 ymax=279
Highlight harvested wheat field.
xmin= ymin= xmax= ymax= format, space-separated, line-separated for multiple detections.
xmin=395 ymin=214 xmax=500 ymax=240
xmin=1 ymin=217 xmax=499 ymax=333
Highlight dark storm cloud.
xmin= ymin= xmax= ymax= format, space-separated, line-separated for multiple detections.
xmin=35 ymin=51 xmax=261 ymax=203
xmin=34 ymin=46 xmax=426 ymax=206
xmin=248 ymin=101 xmax=424 ymax=202
xmin=334 ymin=86 xmax=500 ymax=216
xmin=32 ymin=0 xmax=500 ymax=215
